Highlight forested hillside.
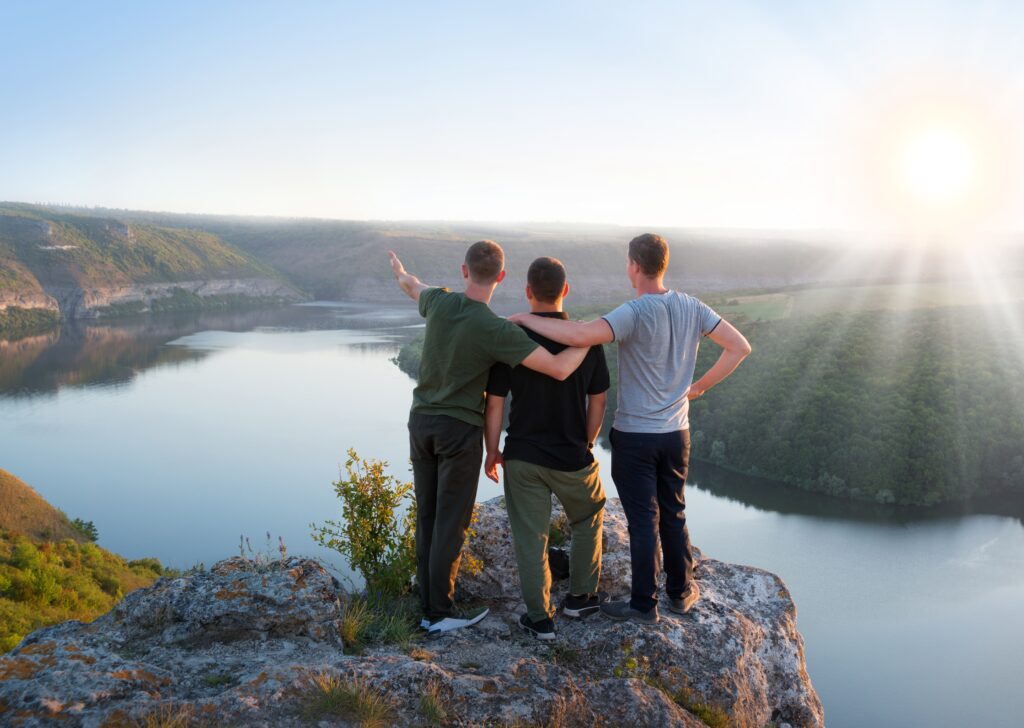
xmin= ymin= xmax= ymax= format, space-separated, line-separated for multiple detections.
xmin=393 ymin=302 xmax=1024 ymax=507
xmin=690 ymin=305 xmax=1024 ymax=505
xmin=0 ymin=469 xmax=166 ymax=652
xmin=0 ymin=204 xmax=303 ymax=334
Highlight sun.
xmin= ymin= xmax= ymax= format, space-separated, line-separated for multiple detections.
xmin=898 ymin=128 xmax=976 ymax=207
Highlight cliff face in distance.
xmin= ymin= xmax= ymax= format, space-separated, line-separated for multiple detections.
xmin=0 ymin=203 xmax=306 ymax=327
xmin=0 ymin=497 xmax=823 ymax=728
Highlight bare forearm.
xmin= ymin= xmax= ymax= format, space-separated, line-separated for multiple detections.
xmin=693 ymin=349 xmax=748 ymax=393
xmin=388 ymin=251 xmax=429 ymax=301
xmin=484 ymin=397 xmax=504 ymax=453
xmin=397 ymin=272 xmax=427 ymax=301
xmin=520 ymin=344 xmax=589 ymax=381
xmin=586 ymin=396 xmax=606 ymax=444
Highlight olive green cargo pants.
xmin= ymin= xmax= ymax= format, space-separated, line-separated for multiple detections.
xmin=503 ymin=459 xmax=606 ymax=622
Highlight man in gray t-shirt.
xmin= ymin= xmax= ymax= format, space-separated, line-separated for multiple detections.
xmin=509 ymin=233 xmax=751 ymax=623
xmin=602 ymin=290 xmax=722 ymax=433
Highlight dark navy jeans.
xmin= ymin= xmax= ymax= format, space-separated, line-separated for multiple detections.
xmin=610 ymin=427 xmax=693 ymax=612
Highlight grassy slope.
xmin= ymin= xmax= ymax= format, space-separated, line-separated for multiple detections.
xmin=0 ymin=469 xmax=82 ymax=542
xmin=0 ymin=203 xmax=281 ymax=286
xmin=0 ymin=469 xmax=164 ymax=652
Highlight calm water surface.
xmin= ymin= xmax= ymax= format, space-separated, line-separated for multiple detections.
xmin=1 ymin=303 xmax=1022 ymax=728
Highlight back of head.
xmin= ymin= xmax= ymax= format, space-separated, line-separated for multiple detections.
xmin=465 ymin=240 xmax=505 ymax=284
xmin=628 ymin=233 xmax=670 ymax=277
xmin=527 ymin=256 xmax=567 ymax=304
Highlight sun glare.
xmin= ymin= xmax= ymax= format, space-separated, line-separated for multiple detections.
xmin=853 ymin=81 xmax=1019 ymax=235
xmin=898 ymin=128 xmax=975 ymax=206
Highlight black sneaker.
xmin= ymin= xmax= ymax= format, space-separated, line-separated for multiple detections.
xmin=518 ymin=614 xmax=557 ymax=641
xmin=426 ymin=606 xmax=489 ymax=634
xmin=561 ymin=590 xmax=610 ymax=618
xmin=667 ymin=581 xmax=700 ymax=614
xmin=600 ymin=600 xmax=659 ymax=624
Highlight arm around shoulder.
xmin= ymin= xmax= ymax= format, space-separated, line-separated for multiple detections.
xmin=520 ymin=344 xmax=589 ymax=381
xmin=509 ymin=314 xmax=614 ymax=347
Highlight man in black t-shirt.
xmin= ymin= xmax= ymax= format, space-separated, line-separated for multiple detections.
xmin=484 ymin=257 xmax=610 ymax=641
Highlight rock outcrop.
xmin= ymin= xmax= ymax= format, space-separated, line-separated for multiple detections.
xmin=0 ymin=498 xmax=823 ymax=727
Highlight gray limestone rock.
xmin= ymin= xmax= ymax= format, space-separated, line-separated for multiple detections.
xmin=0 ymin=498 xmax=823 ymax=727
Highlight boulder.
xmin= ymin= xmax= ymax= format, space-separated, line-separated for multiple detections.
xmin=0 ymin=498 xmax=823 ymax=727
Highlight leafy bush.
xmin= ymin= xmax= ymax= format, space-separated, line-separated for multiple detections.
xmin=312 ymin=449 xmax=416 ymax=597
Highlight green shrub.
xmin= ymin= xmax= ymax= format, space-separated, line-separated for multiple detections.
xmin=312 ymin=449 xmax=416 ymax=598
xmin=0 ymin=531 xmax=163 ymax=652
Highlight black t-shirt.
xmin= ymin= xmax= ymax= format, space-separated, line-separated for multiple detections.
xmin=485 ymin=312 xmax=611 ymax=471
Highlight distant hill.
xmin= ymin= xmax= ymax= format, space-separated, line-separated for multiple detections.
xmin=6 ymin=203 xmax=1023 ymax=328
xmin=0 ymin=203 xmax=306 ymax=335
xmin=40 ymin=206 xmax=1024 ymax=313
xmin=57 ymin=210 xmax=849 ymax=307
xmin=0 ymin=468 xmax=166 ymax=653
xmin=0 ymin=469 xmax=82 ymax=541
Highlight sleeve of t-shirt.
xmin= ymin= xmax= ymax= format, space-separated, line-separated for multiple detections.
xmin=586 ymin=344 xmax=611 ymax=395
xmin=601 ymin=301 xmax=638 ymax=343
xmin=487 ymin=321 xmax=540 ymax=367
xmin=485 ymin=363 xmax=512 ymax=397
xmin=697 ymin=298 xmax=723 ymax=336
xmin=417 ymin=287 xmax=446 ymax=318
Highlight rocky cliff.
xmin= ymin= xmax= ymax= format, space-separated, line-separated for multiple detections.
xmin=0 ymin=497 xmax=823 ymax=727
xmin=0 ymin=204 xmax=307 ymax=326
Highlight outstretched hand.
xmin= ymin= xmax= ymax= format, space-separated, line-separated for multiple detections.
xmin=484 ymin=451 xmax=503 ymax=482
xmin=388 ymin=250 xmax=406 ymax=279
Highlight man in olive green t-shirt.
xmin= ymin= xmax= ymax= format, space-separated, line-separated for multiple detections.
xmin=389 ymin=241 xmax=589 ymax=634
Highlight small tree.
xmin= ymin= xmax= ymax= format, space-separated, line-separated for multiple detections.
xmin=312 ymin=449 xmax=416 ymax=597
xmin=71 ymin=518 xmax=99 ymax=542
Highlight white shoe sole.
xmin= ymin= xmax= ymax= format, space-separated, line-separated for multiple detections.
xmin=561 ymin=606 xmax=599 ymax=618
xmin=427 ymin=608 xmax=489 ymax=634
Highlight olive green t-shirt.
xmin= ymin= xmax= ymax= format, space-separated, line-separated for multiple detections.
xmin=412 ymin=287 xmax=539 ymax=427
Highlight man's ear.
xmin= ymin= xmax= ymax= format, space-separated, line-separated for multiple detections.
xmin=562 ymin=282 xmax=570 ymax=299
xmin=495 ymin=269 xmax=506 ymax=284
xmin=525 ymin=284 xmax=534 ymax=301
xmin=461 ymin=263 xmax=470 ymax=280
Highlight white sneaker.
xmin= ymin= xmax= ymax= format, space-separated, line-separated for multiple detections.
xmin=420 ymin=618 xmax=430 ymax=630
xmin=426 ymin=606 xmax=489 ymax=634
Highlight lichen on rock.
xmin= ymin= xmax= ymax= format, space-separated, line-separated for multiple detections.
xmin=0 ymin=498 xmax=823 ymax=727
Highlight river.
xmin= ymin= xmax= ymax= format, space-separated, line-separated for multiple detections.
xmin=1 ymin=303 xmax=1022 ymax=727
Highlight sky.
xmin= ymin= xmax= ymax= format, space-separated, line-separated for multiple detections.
xmin=2 ymin=0 xmax=1023 ymax=232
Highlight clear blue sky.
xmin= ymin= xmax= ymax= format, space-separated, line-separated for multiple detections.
xmin=2 ymin=1 xmax=1022 ymax=230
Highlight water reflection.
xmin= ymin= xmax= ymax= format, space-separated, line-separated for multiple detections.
xmin=0 ymin=304 xmax=424 ymax=399
xmin=690 ymin=460 xmax=1024 ymax=524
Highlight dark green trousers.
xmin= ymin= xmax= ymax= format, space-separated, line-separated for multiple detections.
xmin=504 ymin=459 xmax=606 ymax=621
xmin=408 ymin=412 xmax=482 ymax=620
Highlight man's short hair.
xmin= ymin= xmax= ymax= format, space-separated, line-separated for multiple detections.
xmin=628 ymin=233 xmax=670 ymax=277
xmin=465 ymin=240 xmax=504 ymax=284
xmin=527 ymin=256 xmax=567 ymax=304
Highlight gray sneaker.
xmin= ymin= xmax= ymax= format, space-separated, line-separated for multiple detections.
xmin=426 ymin=606 xmax=490 ymax=634
xmin=667 ymin=582 xmax=700 ymax=614
xmin=600 ymin=600 xmax=659 ymax=624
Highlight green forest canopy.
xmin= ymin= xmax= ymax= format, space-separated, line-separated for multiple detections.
xmin=394 ymin=302 xmax=1024 ymax=507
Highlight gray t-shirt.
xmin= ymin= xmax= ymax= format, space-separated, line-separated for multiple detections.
xmin=602 ymin=291 xmax=721 ymax=433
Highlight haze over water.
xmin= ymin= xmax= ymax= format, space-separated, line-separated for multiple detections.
xmin=1 ymin=304 xmax=1022 ymax=728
